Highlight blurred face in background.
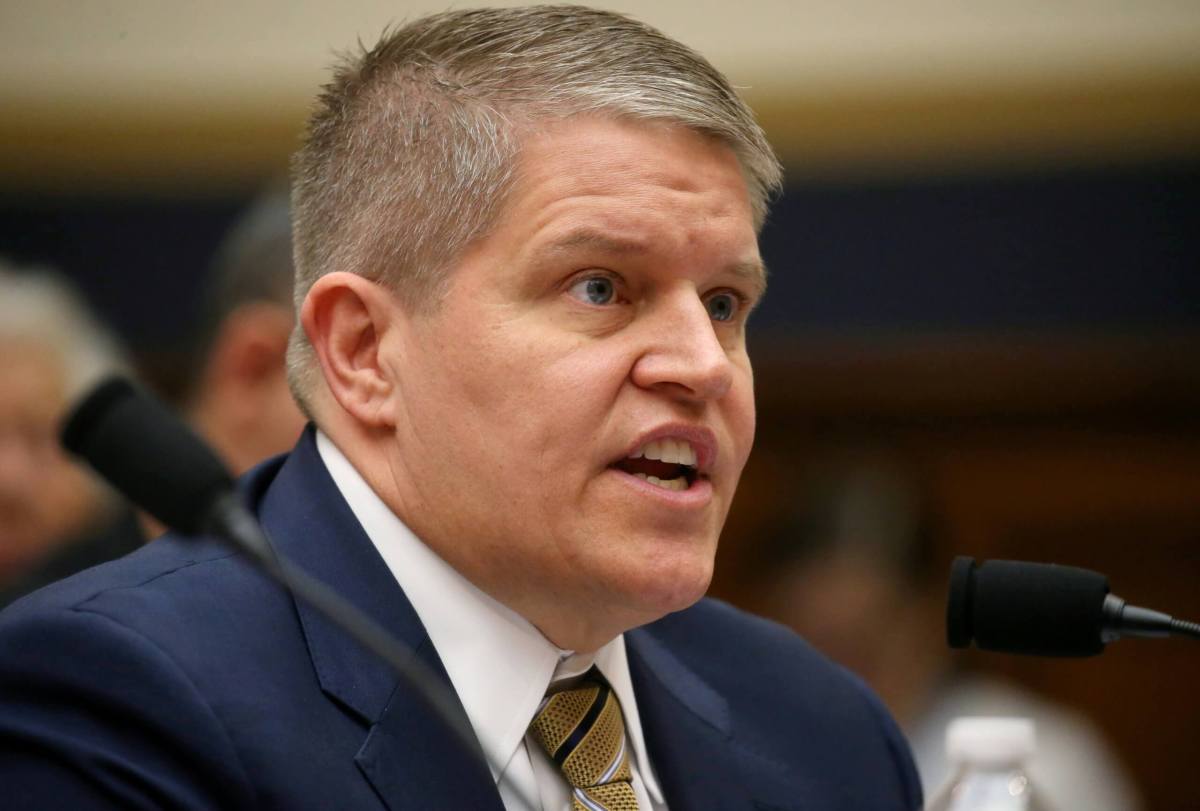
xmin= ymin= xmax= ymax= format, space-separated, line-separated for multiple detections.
xmin=0 ymin=342 xmax=106 ymax=580
xmin=192 ymin=300 xmax=308 ymax=475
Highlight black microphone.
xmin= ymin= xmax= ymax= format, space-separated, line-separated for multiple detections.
xmin=60 ymin=376 xmax=538 ymax=811
xmin=61 ymin=377 xmax=233 ymax=537
xmin=947 ymin=556 xmax=1200 ymax=657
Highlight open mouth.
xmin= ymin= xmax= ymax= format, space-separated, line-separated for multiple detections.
xmin=612 ymin=438 xmax=699 ymax=492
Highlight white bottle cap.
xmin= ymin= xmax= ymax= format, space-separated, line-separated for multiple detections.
xmin=945 ymin=717 xmax=1036 ymax=767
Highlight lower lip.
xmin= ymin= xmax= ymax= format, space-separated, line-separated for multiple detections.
xmin=607 ymin=468 xmax=714 ymax=509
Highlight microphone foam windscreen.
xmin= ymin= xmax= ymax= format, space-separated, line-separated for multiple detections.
xmin=948 ymin=557 xmax=1110 ymax=657
xmin=61 ymin=377 xmax=234 ymax=536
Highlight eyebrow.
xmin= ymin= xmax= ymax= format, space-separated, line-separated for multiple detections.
xmin=544 ymin=228 xmax=768 ymax=299
xmin=545 ymin=230 xmax=650 ymax=257
xmin=728 ymin=257 xmax=769 ymax=301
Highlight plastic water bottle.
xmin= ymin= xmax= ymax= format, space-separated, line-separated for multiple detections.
xmin=925 ymin=717 xmax=1048 ymax=811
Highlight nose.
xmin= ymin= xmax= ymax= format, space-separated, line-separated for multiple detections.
xmin=630 ymin=290 xmax=734 ymax=403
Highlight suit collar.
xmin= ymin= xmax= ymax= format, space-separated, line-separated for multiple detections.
xmin=255 ymin=427 xmax=423 ymax=723
xmin=626 ymin=627 xmax=750 ymax=810
xmin=627 ymin=620 xmax=804 ymax=811
xmin=252 ymin=427 xmax=503 ymax=811
xmin=316 ymin=429 xmax=564 ymax=784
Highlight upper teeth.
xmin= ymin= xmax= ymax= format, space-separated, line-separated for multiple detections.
xmin=629 ymin=438 xmax=697 ymax=467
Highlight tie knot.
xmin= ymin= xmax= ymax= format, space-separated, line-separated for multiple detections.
xmin=529 ymin=670 xmax=641 ymax=810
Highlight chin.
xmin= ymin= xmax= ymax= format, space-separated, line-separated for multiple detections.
xmin=615 ymin=548 xmax=715 ymax=621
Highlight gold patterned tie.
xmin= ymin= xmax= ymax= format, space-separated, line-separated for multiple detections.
xmin=528 ymin=671 xmax=642 ymax=811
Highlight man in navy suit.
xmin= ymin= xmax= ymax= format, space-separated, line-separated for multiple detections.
xmin=0 ymin=7 xmax=922 ymax=809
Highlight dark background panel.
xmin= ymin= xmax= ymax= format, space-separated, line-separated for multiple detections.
xmin=2 ymin=160 xmax=1198 ymax=358
xmin=754 ymin=160 xmax=1200 ymax=334
xmin=0 ymin=195 xmax=246 ymax=352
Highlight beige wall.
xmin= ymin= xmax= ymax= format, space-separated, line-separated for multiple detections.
xmin=3 ymin=1 xmax=1199 ymax=190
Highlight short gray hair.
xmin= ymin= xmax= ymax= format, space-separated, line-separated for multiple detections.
xmin=0 ymin=261 xmax=129 ymax=404
xmin=288 ymin=5 xmax=783 ymax=410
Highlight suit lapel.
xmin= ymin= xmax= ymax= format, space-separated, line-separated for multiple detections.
xmin=626 ymin=628 xmax=755 ymax=810
xmin=254 ymin=428 xmax=503 ymax=811
xmin=352 ymin=634 xmax=504 ymax=811
xmin=627 ymin=622 xmax=813 ymax=811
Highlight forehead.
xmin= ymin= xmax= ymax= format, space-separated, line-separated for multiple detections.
xmin=517 ymin=117 xmax=750 ymax=209
xmin=489 ymin=116 xmax=761 ymax=276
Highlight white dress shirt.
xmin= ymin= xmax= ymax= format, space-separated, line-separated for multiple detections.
xmin=317 ymin=431 xmax=668 ymax=811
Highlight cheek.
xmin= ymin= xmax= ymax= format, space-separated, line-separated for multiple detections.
xmin=414 ymin=342 xmax=568 ymax=488
xmin=478 ymin=323 xmax=625 ymax=418
xmin=416 ymin=312 xmax=629 ymax=497
xmin=518 ymin=349 xmax=634 ymax=511
xmin=533 ymin=342 xmax=632 ymax=429
xmin=726 ymin=368 xmax=757 ymax=467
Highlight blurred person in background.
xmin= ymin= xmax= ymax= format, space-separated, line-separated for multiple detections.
xmin=757 ymin=456 xmax=1143 ymax=810
xmin=177 ymin=184 xmax=306 ymax=476
xmin=0 ymin=262 xmax=133 ymax=598
xmin=0 ymin=187 xmax=304 ymax=606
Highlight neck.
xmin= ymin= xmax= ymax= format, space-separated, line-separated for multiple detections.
xmin=531 ymin=617 xmax=624 ymax=655
xmin=323 ymin=417 xmax=654 ymax=655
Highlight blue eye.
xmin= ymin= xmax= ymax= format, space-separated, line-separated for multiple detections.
xmin=705 ymin=292 xmax=739 ymax=322
xmin=569 ymin=276 xmax=617 ymax=305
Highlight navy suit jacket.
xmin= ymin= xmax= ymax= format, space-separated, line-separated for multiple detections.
xmin=0 ymin=429 xmax=921 ymax=810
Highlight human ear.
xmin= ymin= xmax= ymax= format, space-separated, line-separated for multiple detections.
xmin=299 ymin=272 xmax=400 ymax=428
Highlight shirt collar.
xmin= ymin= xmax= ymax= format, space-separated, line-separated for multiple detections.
xmin=590 ymin=636 xmax=665 ymax=803
xmin=315 ymin=431 xmax=663 ymax=803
